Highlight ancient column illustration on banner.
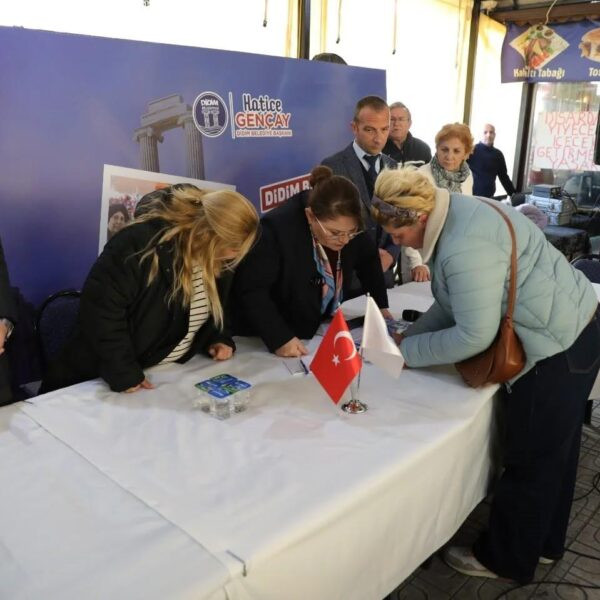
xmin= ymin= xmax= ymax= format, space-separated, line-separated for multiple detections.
xmin=133 ymin=95 xmax=205 ymax=179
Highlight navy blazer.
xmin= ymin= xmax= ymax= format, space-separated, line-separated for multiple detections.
xmin=232 ymin=191 xmax=388 ymax=352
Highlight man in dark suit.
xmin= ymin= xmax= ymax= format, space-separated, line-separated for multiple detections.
xmin=321 ymin=95 xmax=427 ymax=288
xmin=0 ymin=237 xmax=16 ymax=405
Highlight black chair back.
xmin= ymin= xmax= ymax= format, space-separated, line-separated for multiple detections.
xmin=571 ymin=254 xmax=600 ymax=284
xmin=36 ymin=290 xmax=81 ymax=368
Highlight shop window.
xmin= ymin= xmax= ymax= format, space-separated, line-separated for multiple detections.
xmin=525 ymin=82 xmax=600 ymax=209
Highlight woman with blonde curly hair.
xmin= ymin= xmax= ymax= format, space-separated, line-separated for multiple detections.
xmin=41 ymin=185 xmax=259 ymax=393
xmin=419 ymin=122 xmax=474 ymax=194
xmin=371 ymin=167 xmax=600 ymax=585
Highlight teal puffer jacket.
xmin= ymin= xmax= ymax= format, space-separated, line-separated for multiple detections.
xmin=401 ymin=192 xmax=598 ymax=382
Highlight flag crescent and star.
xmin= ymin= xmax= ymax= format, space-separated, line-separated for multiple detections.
xmin=310 ymin=310 xmax=362 ymax=404
xmin=332 ymin=331 xmax=357 ymax=365
xmin=310 ymin=300 xmax=405 ymax=405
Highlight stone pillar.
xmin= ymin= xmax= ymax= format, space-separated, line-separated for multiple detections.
xmin=133 ymin=126 xmax=163 ymax=172
xmin=179 ymin=114 xmax=205 ymax=180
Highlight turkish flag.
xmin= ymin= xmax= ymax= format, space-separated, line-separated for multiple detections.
xmin=310 ymin=309 xmax=362 ymax=404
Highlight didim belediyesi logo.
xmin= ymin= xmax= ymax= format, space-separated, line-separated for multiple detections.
xmin=192 ymin=92 xmax=228 ymax=137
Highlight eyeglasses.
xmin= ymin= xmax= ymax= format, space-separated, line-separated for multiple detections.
xmin=314 ymin=217 xmax=363 ymax=241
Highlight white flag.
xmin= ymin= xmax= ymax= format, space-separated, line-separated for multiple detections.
xmin=361 ymin=296 xmax=404 ymax=378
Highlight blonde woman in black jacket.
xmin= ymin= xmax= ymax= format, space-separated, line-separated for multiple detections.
xmin=41 ymin=186 xmax=258 ymax=393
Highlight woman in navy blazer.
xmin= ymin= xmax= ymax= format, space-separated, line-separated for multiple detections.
xmin=233 ymin=166 xmax=391 ymax=357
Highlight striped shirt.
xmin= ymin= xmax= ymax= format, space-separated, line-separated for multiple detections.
xmin=160 ymin=266 xmax=210 ymax=364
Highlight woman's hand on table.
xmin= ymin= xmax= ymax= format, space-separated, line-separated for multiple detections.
xmin=381 ymin=308 xmax=394 ymax=321
xmin=124 ymin=378 xmax=155 ymax=393
xmin=379 ymin=249 xmax=395 ymax=272
xmin=411 ymin=266 xmax=430 ymax=282
xmin=275 ymin=337 xmax=308 ymax=357
xmin=208 ymin=343 xmax=234 ymax=361
xmin=393 ymin=332 xmax=405 ymax=346
xmin=393 ymin=332 xmax=410 ymax=367
xmin=0 ymin=320 xmax=9 ymax=355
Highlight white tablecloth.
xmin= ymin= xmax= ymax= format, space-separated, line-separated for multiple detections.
xmin=14 ymin=282 xmax=497 ymax=600
xmin=0 ymin=404 xmax=229 ymax=600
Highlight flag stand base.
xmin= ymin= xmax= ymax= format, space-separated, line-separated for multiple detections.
xmin=342 ymin=378 xmax=367 ymax=413
xmin=341 ymin=399 xmax=368 ymax=413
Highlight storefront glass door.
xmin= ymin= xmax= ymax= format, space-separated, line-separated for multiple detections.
xmin=525 ymin=81 xmax=600 ymax=209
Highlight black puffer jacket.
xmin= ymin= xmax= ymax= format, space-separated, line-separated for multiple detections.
xmin=42 ymin=220 xmax=234 ymax=393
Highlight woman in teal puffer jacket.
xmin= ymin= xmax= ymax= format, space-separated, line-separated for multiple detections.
xmin=371 ymin=168 xmax=600 ymax=585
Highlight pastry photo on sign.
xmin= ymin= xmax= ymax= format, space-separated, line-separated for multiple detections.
xmin=510 ymin=24 xmax=569 ymax=69
xmin=579 ymin=28 xmax=600 ymax=62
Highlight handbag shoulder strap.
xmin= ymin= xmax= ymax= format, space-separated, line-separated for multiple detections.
xmin=478 ymin=199 xmax=518 ymax=320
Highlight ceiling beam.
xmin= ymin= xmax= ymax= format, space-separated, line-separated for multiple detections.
xmin=491 ymin=2 xmax=600 ymax=24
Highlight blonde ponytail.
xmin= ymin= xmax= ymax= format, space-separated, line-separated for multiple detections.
xmin=135 ymin=186 xmax=258 ymax=328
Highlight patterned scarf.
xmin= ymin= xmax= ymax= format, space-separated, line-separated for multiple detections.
xmin=429 ymin=154 xmax=471 ymax=192
xmin=311 ymin=237 xmax=342 ymax=316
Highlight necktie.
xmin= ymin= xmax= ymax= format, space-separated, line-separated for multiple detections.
xmin=363 ymin=154 xmax=383 ymax=246
xmin=364 ymin=154 xmax=379 ymax=186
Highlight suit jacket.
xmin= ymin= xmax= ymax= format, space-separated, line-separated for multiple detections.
xmin=322 ymin=143 xmax=426 ymax=284
xmin=41 ymin=220 xmax=234 ymax=393
xmin=321 ymin=143 xmax=399 ymax=262
xmin=232 ymin=191 xmax=388 ymax=352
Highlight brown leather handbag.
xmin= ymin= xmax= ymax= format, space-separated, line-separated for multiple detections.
xmin=455 ymin=200 xmax=526 ymax=387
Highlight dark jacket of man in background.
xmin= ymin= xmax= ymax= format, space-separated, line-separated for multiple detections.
xmin=468 ymin=124 xmax=516 ymax=198
xmin=383 ymin=132 xmax=431 ymax=167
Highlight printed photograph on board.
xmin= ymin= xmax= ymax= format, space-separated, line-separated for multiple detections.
xmin=99 ymin=164 xmax=235 ymax=251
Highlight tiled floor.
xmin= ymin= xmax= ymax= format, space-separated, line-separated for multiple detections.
xmin=386 ymin=401 xmax=600 ymax=600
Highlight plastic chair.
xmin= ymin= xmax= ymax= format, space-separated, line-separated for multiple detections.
xmin=571 ymin=254 xmax=600 ymax=284
xmin=36 ymin=290 xmax=81 ymax=368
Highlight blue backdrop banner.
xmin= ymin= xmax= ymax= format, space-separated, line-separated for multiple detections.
xmin=502 ymin=21 xmax=600 ymax=83
xmin=0 ymin=27 xmax=385 ymax=304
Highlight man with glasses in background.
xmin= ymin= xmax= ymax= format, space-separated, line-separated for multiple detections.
xmin=383 ymin=101 xmax=432 ymax=168
xmin=322 ymin=96 xmax=429 ymax=288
